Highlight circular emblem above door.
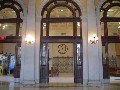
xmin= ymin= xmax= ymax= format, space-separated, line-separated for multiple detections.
xmin=58 ymin=44 xmax=68 ymax=54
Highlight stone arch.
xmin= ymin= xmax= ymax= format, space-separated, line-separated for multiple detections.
xmin=96 ymin=0 xmax=106 ymax=12
xmin=96 ymin=0 xmax=120 ymax=82
xmin=95 ymin=0 xmax=106 ymax=38
xmin=15 ymin=0 xmax=27 ymax=18
xmin=35 ymin=0 xmax=87 ymax=46
xmin=96 ymin=0 xmax=106 ymax=33
xmin=37 ymin=0 xmax=86 ymax=17
xmin=35 ymin=0 xmax=88 ymax=84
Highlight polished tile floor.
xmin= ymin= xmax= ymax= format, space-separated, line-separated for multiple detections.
xmin=0 ymin=76 xmax=120 ymax=90
xmin=0 ymin=84 xmax=120 ymax=90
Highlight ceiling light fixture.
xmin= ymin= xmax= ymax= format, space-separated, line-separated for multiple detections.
xmin=61 ymin=10 xmax=63 ymax=11
xmin=108 ymin=9 xmax=114 ymax=12
xmin=0 ymin=23 xmax=8 ymax=30
xmin=44 ymin=24 xmax=46 ymax=27
xmin=77 ymin=22 xmax=80 ymax=26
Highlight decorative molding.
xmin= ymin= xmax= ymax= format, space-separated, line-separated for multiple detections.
xmin=58 ymin=44 xmax=68 ymax=54
xmin=52 ymin=57 xmax=73 ymax=73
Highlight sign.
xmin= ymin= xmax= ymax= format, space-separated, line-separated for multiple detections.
xmin=0 ymin=36 xmax=6 ymax=40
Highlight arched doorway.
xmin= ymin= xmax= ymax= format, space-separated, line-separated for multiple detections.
xmin=100 ymin=0 xmax=120 ymax=82
xmin=0 ymin=0 xmax=23 ymax=79
xmin=39 ymin=0 xmax=83 ymax=83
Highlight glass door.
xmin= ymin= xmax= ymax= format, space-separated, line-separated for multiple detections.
xmin=74 ymin=43 xmax=83 ymax=83
xmin=40 ymin=43 xmax=49 ymax=83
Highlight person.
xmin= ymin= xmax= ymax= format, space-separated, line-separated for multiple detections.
xmin=50 ymin=67 xmax=59 ymax=77
xmin=2 ymin=62 xmax=8 ymax=75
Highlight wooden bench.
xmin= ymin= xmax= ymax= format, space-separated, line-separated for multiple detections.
xmin=109 ymin=67 xmax=120 ymax=76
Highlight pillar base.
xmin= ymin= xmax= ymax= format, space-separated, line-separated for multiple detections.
xmin=22 ymin=80 xmax=36 ymax=84
xmin=14 ymin=78 xmax=20 ymax=83
xmin=88 ymin=80 xmax=102 ymax=86
xmin=103 ymin=79 xmax=110 ymax=84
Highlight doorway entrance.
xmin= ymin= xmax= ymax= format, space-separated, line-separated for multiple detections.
xmin=40 ymin=42 xmax=83 ymax=83
xmin=40 ymin=0 xmax=83 ymax=84
xmin=0 ymin=0 xmax=23 ymax=79
xmin=49 ymin=43 xmax=74 ymax=83
xmin=100 ymin=0 xmax=120 ymax=83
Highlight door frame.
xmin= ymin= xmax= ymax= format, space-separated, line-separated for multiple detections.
xmin=39 ymin=37 xmax=83 ymax=83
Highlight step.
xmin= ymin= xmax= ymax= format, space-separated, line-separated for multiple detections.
xmin=39 ymin=83 xmax=82 ymax=87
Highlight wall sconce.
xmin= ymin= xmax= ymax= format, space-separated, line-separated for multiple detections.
xmin=25 ymin=34 xmax=35 ymax=44
xmin=89 ymin=34 xmax=98 ymax=44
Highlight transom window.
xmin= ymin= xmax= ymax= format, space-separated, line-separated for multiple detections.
xmin=41 ymin=0 xmax=82 ymax=37
xmin=0 ymin=0 xmax=23 ymax=38
xmin=100 ymin=0 xmax=120 ymax=36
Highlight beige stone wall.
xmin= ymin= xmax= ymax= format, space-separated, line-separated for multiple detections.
xmin=35 ymin=0 xmax=87 ymax=10
xmin=35 ymin=0 xmax=100 ymax=10
xmin=81 ymin=0 xmax=87 ymax=9
xmin=36 ymin=0 xmax=43 ymax=9
xmin=94 ymin=0 xmax=99 ymax=5
xmin=23 ymin=0 xmax=43 ymax=9
xmin=23 ymin=0 xmax=29 ymax=7
xmin=23 ymin=0 xmax=100 ymax=10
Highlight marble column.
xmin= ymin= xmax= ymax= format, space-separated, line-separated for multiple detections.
xmin=20 ymin=0 xmax=36 ymax=84
xmin=87 ymin=0 xmax=102 ymax=84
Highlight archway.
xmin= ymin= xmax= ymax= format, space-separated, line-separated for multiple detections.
xmin=0 ymin=0 xmax=24 ymax=81
xmin=39 ymin=0 xmax=83 ymax=84
xmin=99 ymin=0 xmax=120 ymax=83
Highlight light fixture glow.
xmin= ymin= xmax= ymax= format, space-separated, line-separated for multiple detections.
xmin=0 ymin=23 xmax=8 ymax=30
xmin=25 ymin=34 xmax=35 ymax=44
xmin=89 ymin=34 xmax=98 ymax=44
xmin=61 ymin=10 xmax=63 ymax=11
xmin=43 ymin=23 xmax=46 ymax=27
xmin=43 ymin=27 xmax=45 ymax=29
xmin=108 ymin=9 xmax=114 ymax=12
xmin=118 ymin=26 xmax=120 ymax=28
xmin=77 ymin=22 xmax=80 ymax=26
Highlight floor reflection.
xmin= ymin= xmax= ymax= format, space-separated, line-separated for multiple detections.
xmin=0 ymin=76 xmax=120 ymax=90
xmin=0 ymin=84 xmax=120 ymax=90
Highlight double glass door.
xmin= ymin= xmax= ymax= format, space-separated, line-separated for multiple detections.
xmin=39 ymin=42 xmax=83 ymax=83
